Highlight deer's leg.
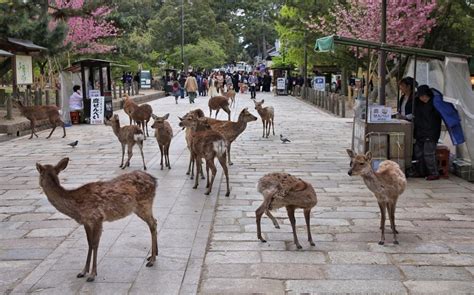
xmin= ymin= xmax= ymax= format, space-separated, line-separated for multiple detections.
xmin=124 ymin=143 xmax=134 ymax=168
xmin=205 ymin=164 xmax=210 ymax=188
xmin=271 ymin=118 xmax=275 ymax=136
xmin=266 ymin=121 xmax=270 ymax=138
xmin=86 ymin=222 xmax=102 ymax=282
xmin=304 ymin=208 xmax=315 ymax=246
xmin=135 ymin=207 xmax=158 ymax=266
xmin=200 ymin=159 xmax=205 ymax=179
xmin=223 ymin=106 xmax=231 ymax=121
xmin=215 ymin=109 xmax=220 ymax=118
xmin=209 ymin=108 xmax=212 ymax=118
xmin=165 ymin=144 xmax=171 ymax=169
xmin=138 ymin=141 xmax=146 ymax=170
xmin=205 ymin=159 xmax=217 ymax=195
xmin=256 ymin=204 xmax=266 ymax=242
xmin=159 ymin=144 xmax=164 ymax=170
xmin=265 ymin=209 xmax=280 ymax=229
xmin=61 ymin=121 xmax=66 ymax=138
xmin=29 ymin=120 xmax=37 ymax=139
xmin=77 ymin=224 xmax=93 ymax=278
xmin=120 ymin=144 xmax=125 ymax=168
xmin=217 ymin=154 xmax=230 ymax=197
xmin=387 ymin=202 xmax=399 ymax=245
xmin=145 ymin=120 xmax=149 ymax=137
xmin=46 ymin=124 xmax=57 ymax=139
xmin=287 ymin=206 xmax=302 ymax=249
xmin=193 ymin=155 xmax=200 ymax=189
xmin=227 ymin=143 xmax=233 ymax=166
xmin=378 ymin=201 xmax=386 ymax=245
xmin=187 ymin=151 xmax=193 ymax=177
xmin=129 ymin=115 xmax=132 ymax=125
xmin=261 ymin=120 xmax=265 ymax=138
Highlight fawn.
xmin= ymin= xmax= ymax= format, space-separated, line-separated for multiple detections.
xmin=36 ymin=158 xmax=158 ymax=282
xmin=253 ymin=99 xmax=275 ymax=138
xmin=182 ymin=109 xmax=205 ymax=180
xmin=179 ymin=115 xmax=230 ymax=197
xmin=151 ymin=113 xmax=173 ymax=170
xmin=131 ymin=103 xmax=153 ymax=139
xmin=256 ymin=173 xmax=318 ymax=249
xmin=347 ymin=149 xmax=406 ymax=245
xmin=14 ymin=100 xmax=66 ymax=139
xmin=105 ymin=114 xmax=147 ymax=170
xmin=208 ymin=95 xmax=231 ymax=121
xmin=205 ymin=108 xmax=257 ymax=165
xmin=123 ymin=94 xmax=138 ymax=125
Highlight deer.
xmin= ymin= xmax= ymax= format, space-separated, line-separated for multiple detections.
xmin=204 ymin=108 xmax=257 ymax=165
xmin=346 ymin=149 xmax=407 ymax=245
xmin=253 ymin=99 xmax=275 ymax=138
xmin=182 ymin=109 xmax=205 ymax=180
xmin=179 ymin=115 xmax=230 ymax=197
xmin=14 ymin=100 xmax=66 ymax=139
xmin=123 ymin=94 xmax=138 ymax=125
xmin=131 ymin=103 xmax=153 ymax=139
xmin=151 ymin=113 xmax=173 ymax=170
xmin=256 ymin=173 xmax=317 ymax=249
xmin=225 ymin=86 xmax=236 ymax=108
xmin=208 ymin=95 xmax=231 ymax=121
xmin=104 ymin=114 xmax=147 ymax=170
xmin=36 ymin=158 xmax=158 ymax=282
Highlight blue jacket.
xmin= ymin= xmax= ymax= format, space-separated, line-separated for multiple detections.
xmin=431 ymin=88 xmax=465 ymax=145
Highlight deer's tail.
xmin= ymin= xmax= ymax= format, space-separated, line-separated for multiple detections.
xmin=213 ymin=140 xmax=226 ymax=157
xmin=134 ymin=130 xmax=145 ymax=142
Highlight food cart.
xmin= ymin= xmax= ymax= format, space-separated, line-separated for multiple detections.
xmin=271 ymin=66 xmax=291 ymax=96
xmin=315 ymin=35 xmax=472 ymax=173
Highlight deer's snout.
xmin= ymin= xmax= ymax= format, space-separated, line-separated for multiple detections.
xmin=347 ymin=169 xmax=353 ymax=176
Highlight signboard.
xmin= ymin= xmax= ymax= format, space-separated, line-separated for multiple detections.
xmin=90 ymin=96 xmax=104 ymax=124
xmin=313 ymin=76 xmax=325 ymax=91
xmin=416 ymin=60 xmax=429 ymax=86
xmin=15 ymin=55 xmax=33 ymax=85
xmin=276 ymin=77 xmax=286 ymax=90
xmin=89 ymin=90 xmax=101 ymax=98
xmin=369 ymin=105 xmax=392 ymax=123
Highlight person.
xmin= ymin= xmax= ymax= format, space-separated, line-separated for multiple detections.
xmin=208 ymin=73 xmax=219 ymax=97
xmin=178 ymin=73 xmax=186 ymax=98
xmin=232 ymin=72 xmax=240 ymax=93
xmin=396 ymin=77 xmax=417 ymax=121
xmin=184 ymin=72 xmax=198 ymax=104
xmin=202 ymin=77 xmax=208 ymax=96
xmin=262 ymin=73 xmax=272 ymax=92
xmin=413 ymin=85 xmax=442 ymax=181
xmin=69 ymin=85 xmax=83 ymax=123
xmin=225 ymin=73 xmax=233 ymax=91
xmin=248 ymin=72 xmax=258 ymax=99
xmin=172 ymin=80 xmax=180 ymax=104
xmin=216 ymin=72 xmax=224 ymax=94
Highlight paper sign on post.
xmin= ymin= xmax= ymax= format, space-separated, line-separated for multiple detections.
xmin=369 ymin=105 xmax=392 ymax=122
xmin=313 ymin=76 xmax=325 ymax=91
xmin=90 ymin=96 xmax=105 ymax=125
xmin=89 ymin=90 xmax=101 ymax=98
xmin=276 ymin=78 xmax=286 ymax=90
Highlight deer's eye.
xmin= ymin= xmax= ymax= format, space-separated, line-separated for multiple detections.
xmin=359 ymin=163 xmax=364 ymax=166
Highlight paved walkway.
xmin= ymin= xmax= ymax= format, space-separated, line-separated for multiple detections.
xmin=0 ymin=91 xmax=473 ymax=294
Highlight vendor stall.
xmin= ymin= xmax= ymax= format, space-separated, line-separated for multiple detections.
xmin=271 ymin=66 xmax=291 ymax=95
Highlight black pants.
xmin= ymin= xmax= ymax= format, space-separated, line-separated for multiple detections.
xmin=250 ymin=85 xmax=256 ymax=99
xmin=414 ymin=139 xmax=438 ymax=177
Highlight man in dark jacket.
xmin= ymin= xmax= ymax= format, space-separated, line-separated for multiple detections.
xmin=413 ymin=85 xmax=442 ymax=180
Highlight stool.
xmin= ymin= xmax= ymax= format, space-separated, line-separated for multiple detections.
xmin=70 ymin=111 xmax=80 ymax=124
xmin=436 ymin=145 xmax=450 ymax=178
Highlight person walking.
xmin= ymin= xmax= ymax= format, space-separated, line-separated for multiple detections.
xmin=178 ymin=73 xmax=186 ymax=99
xmin=248 ymin=72 xmax=258 ymax=99
xmin=184 ymin=72 xmax=198 ymax=104
xmin=172 ymin=81 xmax=180 ymax=104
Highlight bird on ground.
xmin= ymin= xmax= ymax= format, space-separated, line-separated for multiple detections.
xmin=67 ymin=140 xmax=79 ymax=148
xmin=280 ymin=134 xmax=291 ymax=144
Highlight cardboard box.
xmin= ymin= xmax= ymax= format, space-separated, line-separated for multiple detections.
xmin=453 ymin=159 xmax=474 ymax=182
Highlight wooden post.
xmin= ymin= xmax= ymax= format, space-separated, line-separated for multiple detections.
xmin=127 ymin=84 xmax=131 ymax=96
xmin=36 ymin=89 xmax=42 ymax=105
xmin=119 ymin=85 xmax=122 ymax=98
xmin=113 ymin=84 xmax=117 ymax=100
xmin=336 ymin=95 xmax=340 ymax=116
xmin=341 ymin=95 xmax=346 ymax=118
xmin=6 ymin=93 xmax=12 ymax=120
xmin=0 ymin=89 xmax=5 ymax=107
xmin=45 ymin=90 xmax=50 ymax=105
xmin=55 ymin=89 xmax=60 ymax=107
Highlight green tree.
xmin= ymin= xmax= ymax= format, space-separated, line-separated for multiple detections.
xmin=168 ymin=39 xmax=227 ymax=70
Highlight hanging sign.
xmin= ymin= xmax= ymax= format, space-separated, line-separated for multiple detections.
xmin=313 ymin=76 xmax=326 ymax=91
xmin=90 ymin=96 xmax=104 ymax=124
xmin=15 ymin=55 xmax=33 ymax=85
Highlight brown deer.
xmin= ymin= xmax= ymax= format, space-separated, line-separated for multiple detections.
xmin=253 ymin=99 xmax=275 ymax=138
xmin=225 ymin=86 xmax=236 ymax=108
xmin=208 ymin=95 xmax=231 ymax=121
xmin=36 ymin=158 xmax=158 ymax=282
xmin=182 ymin=109 xmax=205 ymax=180
xmin=179 ymin=115 xmax=230 ymax=197
xmin=14 ymin=100 xmax=66 ymax=139
xmin=346 ymin=150 xmax=406 ymax=245
xmin=123 ymin=94 xmax=138 ymax=125
xmin=131 ymin=103 xmax=153 ymax=139
xmin=151 ymin=113 xmax=173 ymax=170
xmin=105 ymin=114 xmax=147 ymax=170
xmin=256 ymin=173 xmax=317 ymax=249
xmin=205 ymin=108 xmax=257 ymax=165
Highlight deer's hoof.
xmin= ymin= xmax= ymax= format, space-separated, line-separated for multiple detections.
xmin=225 ymin=191 xmax=230 ymax=197
xmin=395 ymin=229 xmax=399 ymax=234
xmin=77 ymin=272 xmax=86 ymax=278
xmin=168 ymin=166 xmax=172 ymax=170
xmin=186 ymin=172 xmax=190 ymax=175
xmin=86 ymin=276 xmax=95 ymax=282
xmin=275 ymin=225 xmax=280 ymax=229
xmin=160 ymin=166 xmax=163 ymax=170
xmin=62 ymin=135 xmax=66 ymax=138
xmin=310 ymin=241 xmax=316 ymax=246
xmin=259 ymin=238 xmax=267 ymax=243
xmin=145 ymin=257 xmax=155 ymax=267
xmin=190 ymin=176 xmax=194 ymax=180
xmin=378 ymin=241 xmax=385 ymax=245
xmin=204 ymin=191 xmax=211 ymax=196
xmin=143 ymin=166 xmax=147 ymax=171
xmin=393 ymin=240 xmax=399 ymax=245
xmin=229 ymin=162 xmax=234 ymax=166
xmin=192 ymin=185 xmax=198 ymax=189
xmin=296 ymin=244 xmax=303 ymax=249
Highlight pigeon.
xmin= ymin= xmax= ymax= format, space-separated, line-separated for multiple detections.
xmin=67 ymin=140 xmax=79 ymax=148
xmin=280 ymin=134 xmax=291 ymax=144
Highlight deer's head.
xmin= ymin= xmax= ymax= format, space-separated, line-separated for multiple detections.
xmin=36 ymin=158 xmax=69 ymax=188
xmin=239 ymin=108 xmax=257 ymax=123
xmin=151 ymin=113 xmax=169 ymax=129
xmin=104 ymin=114 xmax=119 ymax=126
xmin=254 ymin=99 xmax=264 ymax=111
xmin=347 ymin=149 xmax=372 ymax=176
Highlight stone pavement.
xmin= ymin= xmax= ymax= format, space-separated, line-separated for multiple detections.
xmin=0 ymin=91 xmax=473 ymax=294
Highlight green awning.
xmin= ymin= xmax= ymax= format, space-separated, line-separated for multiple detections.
xmin=314 ymin=35 xmax=335 ymax=52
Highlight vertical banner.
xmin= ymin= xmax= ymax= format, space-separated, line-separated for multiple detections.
xmin=90 ymin=96 xmax=104 ymax=124
xmin=15 ymin=55 xmax=33 ymax=85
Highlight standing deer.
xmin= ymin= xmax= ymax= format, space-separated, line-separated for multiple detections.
xmin=36 ymin=158 xmax=158 ymax=282
xmin=14 ymin=100 xmax=66 ymax=139
xmin=205 ymin=108 xmax=257 ymax=165
xmin=253 ymin=99 xmax=275 ymax=138
xmin=208 ymin=95 xmax=231 ymax=121
xmin=182 ymin=109 xmax=205 ymax=180
xmin=123 ymin=94 xmax=138 ymax=125
xmin=346 ymin=150 xmax=406 ymax=245
xmin=105 ymin=114 xmax=147 ymax=170
xmin=179 ymin=115 xmax=230 ymax=197
xmin=256 ymin=173 xmax=317 ymax=249
xmin=225 ymin=86 xmax=236 ymax=108
xmin=151 ymin=113 xmax=173 ymax=170
xmin=131 ymin=103 xmax=153 ymax=139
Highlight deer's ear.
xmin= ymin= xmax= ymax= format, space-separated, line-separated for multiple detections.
xmin=365 ymin=151 xmax=372 ymax=161
xmin=178 ymin=116 xmax=183 ymax=121
xmin=36 ymin=163 xmax=45 ymax=174
xmin=346 ymin=149 xmax=355 ymax=158
xmin=55 ymin=158 xmax=69 ymax=173
xmin=164 ymin=113 xmax=170 ymax=120
xmin=261 ymin=99 xmax=264 ymax=104
xmin=151 ymin=114 xmax=158 ymax=120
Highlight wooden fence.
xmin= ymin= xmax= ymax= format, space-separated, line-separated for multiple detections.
xmin=298 ymin=87 xmax=350 ymax=118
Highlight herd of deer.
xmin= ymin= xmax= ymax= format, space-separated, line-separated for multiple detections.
xmin=22 ymin=92 xmax=407 ymax=282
